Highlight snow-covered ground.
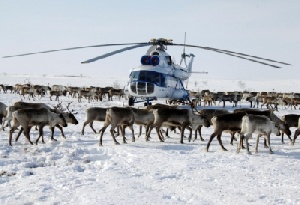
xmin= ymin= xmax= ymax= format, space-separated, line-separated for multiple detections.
xmin=1 ymin=75 xmax=300 ymax=205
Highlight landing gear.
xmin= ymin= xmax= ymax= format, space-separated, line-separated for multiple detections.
xmin=144 ymin=102 xmax=152 ymax=106
xmin=128 ymin=96 xmax=154 ymax=106
xmin=128 ymin=97 xmax=134 ymax=106
xmin=144 ymin=98 xmax=152 ymax=106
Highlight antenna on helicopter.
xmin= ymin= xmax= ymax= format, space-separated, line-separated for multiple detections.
xmin=180 ymin=32 xmax=190 ymax=68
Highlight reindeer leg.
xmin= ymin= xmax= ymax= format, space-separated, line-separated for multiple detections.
xmin=194 ymin=129 xmax=198 ymax=141
xmin=99 ymin=126 xmax=107 ymax=146
xmin=198 ymin=127 xmax=204 ymax=141
xmin=255 ymin=134 xmax=260 ymax=154
xmin=240 ymin=134 xmax=246 ymax=149
xmin=24 ymin=127 xmax=33 ymax=145
xmin=246 ymin=135 xmax=251 ymax=154
xmin=138 ymin=126 xmax=142 ymax=138
xmin=50 ymin=127 xmax=57 ymax=141
xmin=159 ymin=128 xmax=165 ymax=141
xmin=165 ymin=128 xmax=170 ymax=138
xmin=36 ymin=125 xmax=45 ymax=144
xmin=206 ymin=132 xmax=217 ymax=152
xmin=292 ymin=129 xmax=300 ymax=145
xmin=145 ymin=125 xmax=152 ymax=141
xmin=121 ymin=125 xmax=127 ymax=144
xmin=230 ymin=132 xmax=235 ymax=145
xmin=281 ymin=132 xmax=285 ymax=144
xmin=144 ymin=125 xmax=150 ymax=139
xmin=115 ymin=126 xmax=120 ymax=136
xmin=9 ymin=127 xmax=18 ymax=146
xmin=237 ymin=135 xmax=242 ymax=154
xmin=180 ymin=126 xmax=185 ymax=144
xmin=129 ymin=125 xmax=135 ymax=142
xmin=89 ymin=122 xmax=97 ymax=134
xmin=217 ymin=134 xmax=227 ymax=151
xmin=262 ymin=134 xmax=269 ymax=148
xmin=109 ymin=126 xmax=120 ymax=145
xmin=81 ymin=121 xmax=89 ymax=135
xmin=266 ymin=134 xmax=273 ymax=154
xmin=15 ymin=127 xmax=24 ymax=142
xmin=155 ymin=127 xmax=164 ymax=142
xmin=56 ymin=125 xmax=65 ymax=139
xmin=187 ymin=127 xmax=192 ymax=142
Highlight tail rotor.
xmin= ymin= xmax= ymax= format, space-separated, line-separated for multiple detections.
xmin=180 ymin=32 xmax=190 ymax=68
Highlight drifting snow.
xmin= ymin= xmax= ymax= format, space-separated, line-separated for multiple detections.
xmin=0 ymin=75 xmax=300 ymax=205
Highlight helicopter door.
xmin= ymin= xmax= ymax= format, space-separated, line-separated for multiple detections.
xmin=163 ymin=76 xmax=175 ymax=98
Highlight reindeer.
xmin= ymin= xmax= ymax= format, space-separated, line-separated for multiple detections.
xmin=293 ymin=118 xmax=300 ymax=145
xmin=50 ymin=90 xmax=67 ymax=101
xmin=18 ymin=85 xmax=35 ymax=100
xmin=0 ymin=102 xmax=7 ymax=130
xmin=78 ymin=89 xmax=96 ymax=103
xmin=46 ymin=102 xmax=78 ymax=142
xmin=4 ymin=101 xmax=51 ymax=129
xmin=108 ymin=88 xmax=124 ymax=101
xmin=0 ymin=84 xmax=14 ymax=93
xmin=81 ymin=107 xmax=108 ymax=135
xmin=9 ymin=108 xmax=67 ymax=146
xmin=217 ymin=92 xmax=241 ymax=108
xmin=67 ymin=86 xmax=81 ymax=98
xmin=194 ymin=108 xmax=229 ymax=141
xmin=239 ymin=114 xmax=280 ymax=154
xmin=148 ymin=108 xmax=209 ymax=144
xmin=234 ymin=108 xmax=291 ymax=144
xmin=281 ymin=114 xmax=300 ymax=145
xmin=99 ymin=107 xmax=135 ymax=146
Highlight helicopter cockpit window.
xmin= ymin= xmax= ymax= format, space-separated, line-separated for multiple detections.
xmin=165 ymin=56 xmax=172 ymax=65
xmin=160 ymin=74 xmax=166 ymax=86
xmin=139 ymin=71 xmax=147 ymax=81
xmin=147 ymin=72 xmax=156 ymax=83
xmin=131 ymin=71 xmax=139 ymax=81
xmin=129 ymin=71 xmax=166 ymax=87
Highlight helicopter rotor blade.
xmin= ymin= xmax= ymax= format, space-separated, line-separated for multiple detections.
xmin=172 ymin=43 xmax=290 ymax=67
xmin=3 ymin=42 xmax=149 ymax=58
xmin=81 ymin=43 xmax=150 ymax=64
xmin=191 ymin=71 xmax=209 ymax=74
xmin=3 ymin=38 xmax=290 ymax=69
xmin=218 ymin=50 xmax=291 ymax=65
xmin=212 ymin=49 xmax=282 ymax=68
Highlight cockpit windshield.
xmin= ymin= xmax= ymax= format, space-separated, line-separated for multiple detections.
xmin=129 ymin=71 xmax=166 ymax=86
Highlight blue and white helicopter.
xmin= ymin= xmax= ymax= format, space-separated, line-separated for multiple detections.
xmin=3 ymin=36 xmax=290 ymax=106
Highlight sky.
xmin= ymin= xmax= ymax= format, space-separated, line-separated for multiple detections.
xmin=0 ymin=0 xmax=299 ymax=81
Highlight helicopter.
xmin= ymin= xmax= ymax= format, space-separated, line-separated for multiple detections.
xmin=3 ymin=36 xmax=290 ymax=106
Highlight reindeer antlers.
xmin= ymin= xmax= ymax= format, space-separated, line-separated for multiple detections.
xmin=53 ymin=102 xmax=63 ymax=111
xmin=66 ymin=102 xmax=73 ymax=112
xmin=53 ymin=101 xmax=76 ymax=113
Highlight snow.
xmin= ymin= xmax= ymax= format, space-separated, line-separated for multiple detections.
xmin=1 ymin=74 xmax=300 ymax=205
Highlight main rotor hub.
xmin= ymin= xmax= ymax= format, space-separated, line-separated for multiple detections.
xmin=149 ymin=38 xmax=173 ymax=51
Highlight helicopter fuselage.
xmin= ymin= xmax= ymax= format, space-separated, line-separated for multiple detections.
xmin=124 ymin=48 xmax=194 ymax=102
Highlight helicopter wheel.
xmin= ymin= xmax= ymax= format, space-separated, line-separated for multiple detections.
xmin=128 ymin=97 xmax=134 ymax=106
xmin=144 ymin=102 xmax=152 ymax=106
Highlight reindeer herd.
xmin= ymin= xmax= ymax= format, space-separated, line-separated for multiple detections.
xmin=1 ymin=82 xmax=300 ymax=109
xmin=0 ymin=83 xmax=124 ymax=102
xmin=189 ymin=90 xmax=300 ymax=110
xmin=1 ymin=82 xmax=300 ymax=154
